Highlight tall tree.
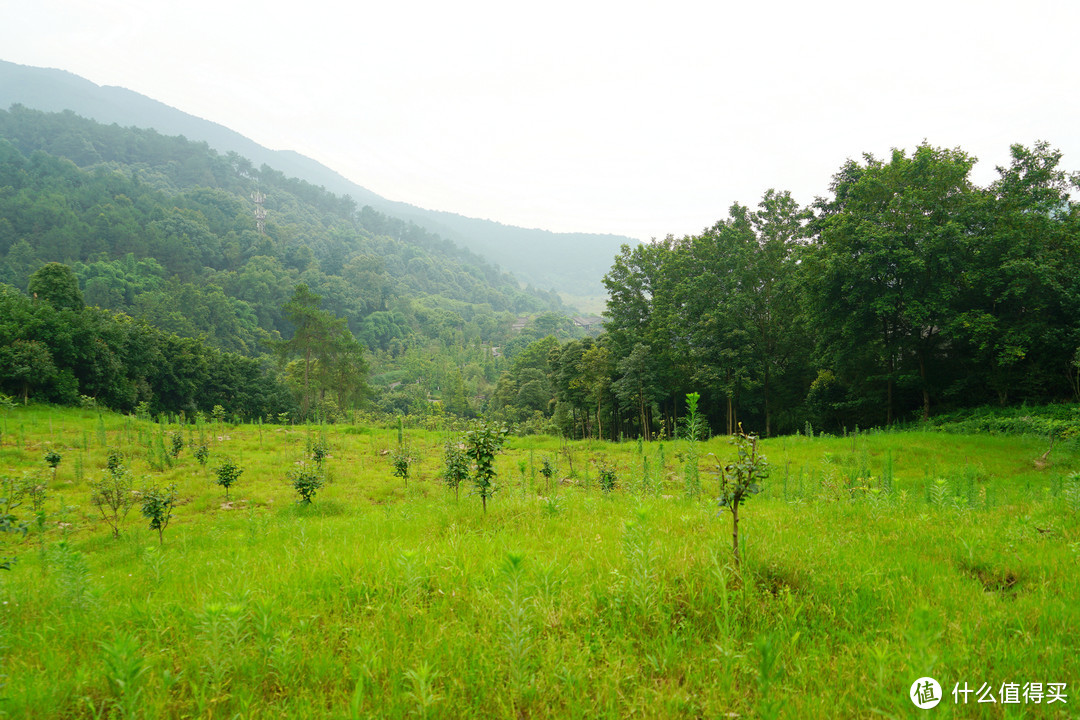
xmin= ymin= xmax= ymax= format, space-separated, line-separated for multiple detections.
xmin=281 ymin=283 xmax=368 ymax=418
xmin=808 ymin=144 xmax=976 ymax=423
xmin=27 ymin=262 xmax=83 ymax=311
xmin=952 ymin=142 xmax=1080 ymax=403
xmin=282 ymin=284 xmax=341 ymax=418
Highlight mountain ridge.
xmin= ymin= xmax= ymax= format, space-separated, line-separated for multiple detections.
xmin=0 ymin=59 xmax=637 ymax=295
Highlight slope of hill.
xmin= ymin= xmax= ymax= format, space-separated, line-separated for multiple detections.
xmin=0 ymin=59 xmax=638 ymax=295
xmin=0 ymin=106 xmax=562 ymax=356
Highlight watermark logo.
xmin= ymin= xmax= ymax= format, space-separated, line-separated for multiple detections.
xmin=911 ymin=677 xmax=943 ymax=709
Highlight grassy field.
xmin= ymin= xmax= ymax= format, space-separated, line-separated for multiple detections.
xmin=0 ymin=405 xmax=1077 ymax=718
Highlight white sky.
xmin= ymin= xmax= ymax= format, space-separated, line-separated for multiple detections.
xmin=2 ymin=0 xmax=1078 ymax=241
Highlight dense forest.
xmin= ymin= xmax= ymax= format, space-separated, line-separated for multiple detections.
xmin=0 ymin=60 xmax=637 ymax=297
xmin=1 ymin=106 xmax=1078 ymax=436
xmin=488 ymin=142 xmax=1080 ymax=439
xmin=0 ymin=106 xmax=582 ymax=420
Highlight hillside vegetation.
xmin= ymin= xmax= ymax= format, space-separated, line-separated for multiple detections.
xmin=0 ymin=106 xmax=585 ymax=420
xmin=0 ymin=405 xmax=1076 ymax=718
xmin=0 ymin=60 xmax=637 ymax=296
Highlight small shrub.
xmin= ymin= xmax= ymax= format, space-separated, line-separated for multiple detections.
xmin=392 ymin=450 xmax=411 ymax=486
xmin=106 ymin=448 xmax=125 ymax=474
xmin=718 ymin=424 xmax=769 ymax=566
xmin=683 ymin=392 xmax=704 ymax=498
xmin=466 ymin=421 xmax=508 ymax=512
xmin=169 ymin=431 xmax=184 ymax=459
xmin=310 ymin=438 xmax=329 ymax=466
xmin=214 ymin=458 xmax=243 ymax=500
xmin=44 ymin=450 xmax=62 ymax=470
xmin=597 ymin=460 xmax=617 ymax=492
xmin=0 ymin=475 xmax=30 ymax=570
xmin=539 ymin=457 xmax=555 ymax=493
xmin=442 ymin=440 xmax=470 ymax=499
xmin=141 ymin=484 xmax=178 ymax=544
xmin=194 ymin=443 xmax=209 ymax=467
xmin=290 ymin=465 xmax=324 ymax=504
xmin=90 ymin=466 xmax=136 ymax=539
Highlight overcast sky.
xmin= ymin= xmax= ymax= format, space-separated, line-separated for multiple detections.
xmin=2 ymin=0 xmax=1078 ymax=241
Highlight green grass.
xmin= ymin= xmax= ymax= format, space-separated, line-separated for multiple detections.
xmin=0 ymin=405 xmax=1077 ymax=718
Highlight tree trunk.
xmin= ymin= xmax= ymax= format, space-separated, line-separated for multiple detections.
xmin=764 ymin=365 xmax=771 ymax=437
xmin=918 ymin=352 xmax=930 ymax=421
xmin=639 ymin=389 xmax=647 ymax=441
xmin=303 ymin=347 xmax=312 ymax=418
xmin=732 ymin=501 xmax=740 ymax=566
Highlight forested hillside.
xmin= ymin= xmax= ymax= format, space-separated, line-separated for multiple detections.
xmin=0 ymin=60 xmax=637 ymax=296
xmin=2 ymin=104 xmax=1077 ymax=437
xmin=0 ymin=106 xmax=573 ymax=419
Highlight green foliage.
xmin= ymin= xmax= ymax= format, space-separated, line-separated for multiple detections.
xmin=289 ymin=465 xmax=324 ymax=505
xmin=465 ymin=420 xmax=508 ymax=512
xmin=309 ymin=437 xmax=329 ymax=466
xmin=683 ymin=392 xmax=704 ymax=498
xmin=718 ymin=424 xmax=769 ymax=565
xmin=169 ymin=430 xmax=183 ymax=458
xmin=391 ymin=445 xmax=413 ymax=488
xmin=0 ymin=406 xmax=1077 ymax=717
xmin=214 ymin=458 xmax=243 ymax=500
xmin=0 ymin=475 xmax=30 ymax=570
xmin=27 ymin=262 xmax=83 ymax=311
xmin=106 ymin=447 xmax=124 ymax=474
xmin=99 ymin=632 xmax=150 ymax=720
xmin=596 ymin=459 xmax=617 ymax=493
xmin=442 ymin=439 xmax=470 ymax=498
xmin=1064 ymin=472 xmax=1080 ymax=514
xmin=193 ymin=443 xmax=209 ymax=467
xmin=44 ymin=449 xmax=61 ymax=469
xmin=141 ymin=484 xmax=178 ymax=544
xmin=90 ymin=465 xmax=136 ymax=540
xmin=539 ymin=456 xmax=555 ymax=493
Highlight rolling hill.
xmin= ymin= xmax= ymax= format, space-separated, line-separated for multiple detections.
xmin=0 ymin=59 xmax=638 ymax=296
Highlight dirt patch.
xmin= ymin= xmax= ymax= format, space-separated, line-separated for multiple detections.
xmin=957 ymin=560 xmax=1022 ymax=595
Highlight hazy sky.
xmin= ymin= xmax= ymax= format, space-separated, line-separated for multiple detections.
xmin=3 ymin=0 xmax=1078 ymax=240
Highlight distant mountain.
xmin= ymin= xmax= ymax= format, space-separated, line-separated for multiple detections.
xmin=0 ymin=59 xmax=637 ymax=295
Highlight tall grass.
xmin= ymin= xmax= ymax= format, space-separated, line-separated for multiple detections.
xmin=0 ymin=405 xmax=1076 ymax=718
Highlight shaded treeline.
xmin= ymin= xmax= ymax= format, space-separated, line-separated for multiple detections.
xmin=489 ymin=143 xmax=1080 ymax=438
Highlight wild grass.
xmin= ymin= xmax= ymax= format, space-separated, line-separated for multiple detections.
xmin=0 ymin=405 xmax=1077 ymax=718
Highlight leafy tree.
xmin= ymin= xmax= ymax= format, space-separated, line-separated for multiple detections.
xmin=612 ymin=343 xmax=662 ymax=440
xmin=141 ymin=484 xmax=177 ymax=544
xmin=465 ymin=421 xmax=508 ymax=512
xmin=717 ymin=425 xmax=769 ymax=566
xmin=952 ymin=142 xmax=1080 ymax=404
xmin=0 ymin=475 xmax=30 ymax=570
xmin=214 ymin=458 xmax=243 ymax=500
xmin=442 ymin=439 xmax=470 ymax=500
xmin=28 ymin=262 xmax=84 ymax=311
xmin=91 ymin=465 xmax=136 ymax=539
xmin=44 ymin=449 xmax=62 ymax=482
xmin=807 ymin=144 xmax=976 ymax=423
xmin=289 ymin=465 xmax=324 ymax=504
xmin=743 ymin=190 xmax=812 ymax=436
xmin=281 ymin=284 xmax=367 ymax=419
